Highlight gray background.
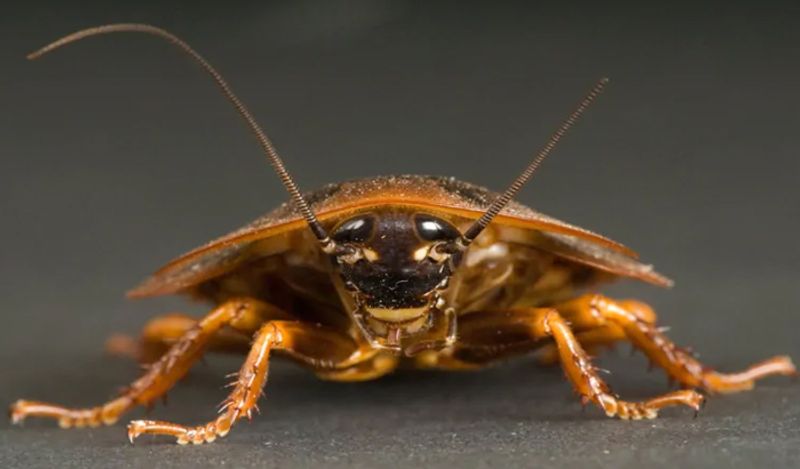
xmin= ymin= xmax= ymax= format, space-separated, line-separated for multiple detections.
xmin=1 ymin=1 xmax=799 ymax=468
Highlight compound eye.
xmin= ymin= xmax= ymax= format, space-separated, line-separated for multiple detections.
xmin=414 ymin=214 xmax=460 ymax=242
xmin=332 ymin=215 xmax=375 ymax=244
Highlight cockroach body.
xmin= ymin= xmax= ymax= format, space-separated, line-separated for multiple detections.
xmin=11 ymin=24 xmax=796 ymax=445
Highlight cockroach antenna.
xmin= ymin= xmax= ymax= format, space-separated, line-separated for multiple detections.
xmin=13 ymin=24 xmax=797 ymax=438
xmin=27 ymin=23 xmax=333 ymax=248
xmin=461 ymin=77 xmax=610 ymax=244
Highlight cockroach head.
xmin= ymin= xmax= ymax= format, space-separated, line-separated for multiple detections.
xmin=329 ymin=209 xmax=464 ymax=323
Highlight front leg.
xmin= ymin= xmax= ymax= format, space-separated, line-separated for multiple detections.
xmin=126 ymin=320 xmax=386 ymax=444
xmin=529 ymin=309 xmax=704 ymax=419
xmin=450 ymin=308 xmax=704 ymax=419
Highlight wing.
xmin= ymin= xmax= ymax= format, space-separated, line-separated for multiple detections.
xmin=532 ymin=231 xmax=672 ymax=287
xmin=128 ymin=175 xmax=668 ymax=298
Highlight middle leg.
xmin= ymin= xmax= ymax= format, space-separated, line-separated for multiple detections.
xmin=536 ymin=299 xmax=657 ymax=366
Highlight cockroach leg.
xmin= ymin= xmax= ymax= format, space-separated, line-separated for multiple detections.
xmin=316 ymin=351 xmax=399 ymax=382
xmin=556 ymin=294 xmax=797 ymax=393
xmin=530 ymin=309 xmax=704 ymax=419
xmin=127 ymin=321 xmax=284 ymax=445
xmin=10 ymin=298 xmax=268 ymax=428
xmin=105 ymin=313 xmax=205 ymax=363
xmin=105 ymin=312 xmax=276 ymax=364
xmin=448 ymin=308 xmax=704 ymax=419
xmin=536 ymin=299 xmax=656 ymax=366
xmin=127 ymin=321 xmax=379 ymax=444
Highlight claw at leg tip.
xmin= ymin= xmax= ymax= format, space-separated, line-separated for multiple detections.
xmin=127 ymin=421 xmax=144 ymax=445
xmin=693 ymin=399 xmax=703 ymax=418
xmin=9 ymin=400 xmax=25 ymax=425
xmin=782 ymin=356 xmax=798 ymax=378
xmin=691 ymin=393 xmax=705 ymax=417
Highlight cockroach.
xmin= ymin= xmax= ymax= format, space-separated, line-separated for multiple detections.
xmin=10 ymin=24 xmax=796 ymax=445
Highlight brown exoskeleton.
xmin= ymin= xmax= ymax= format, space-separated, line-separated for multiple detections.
xmin=10 ymin=24 xmax=796 ymax=445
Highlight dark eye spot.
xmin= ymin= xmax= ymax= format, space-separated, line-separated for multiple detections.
xmin=414 ymin=214 xmax=460 ymax=241
xmin=332 ymin=215 xmax=375 ymax=243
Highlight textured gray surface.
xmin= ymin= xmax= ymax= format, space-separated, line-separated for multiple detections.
xmin=2 ymin=2 xmax=799 ymax=468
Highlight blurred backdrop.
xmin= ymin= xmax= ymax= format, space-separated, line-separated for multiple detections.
xmin=1 ymin=2 xmax=798 ymax=467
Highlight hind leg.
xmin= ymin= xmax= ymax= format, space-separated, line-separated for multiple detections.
xmin=106 ymin=303 xmax=294 ymax=363
xmin=10 ymin=298 xmax=271 ymax=428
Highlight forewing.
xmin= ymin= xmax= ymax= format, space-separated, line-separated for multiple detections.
xmin=533 ymin=231 xmax=672 ymax=287
xmin=129 ymin=175 xmax=662 ymax=298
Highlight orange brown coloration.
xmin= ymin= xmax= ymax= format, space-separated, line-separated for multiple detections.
xmin=12 ymin=299 xmax=269 ymax=428
xmin=129 ymin=321 xmax=276 ymax=445
xmin=123 ymin=320 xmax=383 ymax=444
xmin=558 ymin=295 xmax=797 ymax=393
xmin=11 ymin=23 xmax=796 ymax=445
xmin=530 ymin=309 xmax=704 ymax=420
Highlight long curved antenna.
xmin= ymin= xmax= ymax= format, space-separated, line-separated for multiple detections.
xmin=29 ymin=23 xmax=333 ymax=248
xmin=461 ymin=77 xmax=609 ymax=244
